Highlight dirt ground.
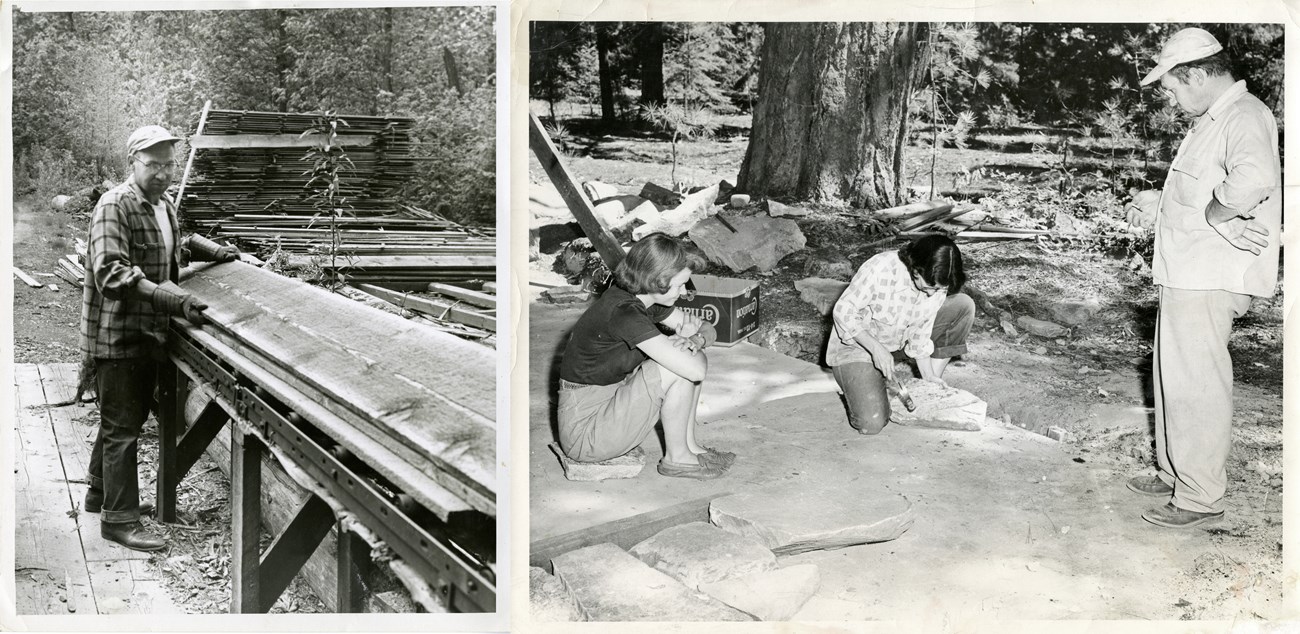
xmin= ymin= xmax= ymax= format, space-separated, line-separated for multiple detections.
xmin=527 ymin=108 xmax=1284 ymax=619
xmin=11 ymin=195 xmax=327 ymax=613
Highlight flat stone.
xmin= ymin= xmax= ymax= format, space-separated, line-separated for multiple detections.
xmin=629 ymin=522 xmax=777 ymax=590
xmin=1016 ymin=315 xmax=1069 ymax=338
xmin=889 ymin=379 xmax=986 ymax=431
xmin=550 ymin=443 xmax=645 ymax=481
xmin=790 ymin=595 xmax=872 ymax=621
xmin=768 ymin=200 xmax=811 ymax=218
xmin=689 ymin=214 xmax=807 ymax=273
xmin=530 ymin=566 xmax=582 ymax=622
xmin=632 ymin=183 xmax=721 ymax=240
xmin=530 ymin=181 xmax=571 ymax=229
xmin=710 ymin=480 xmax=914 ymax=555
xmin=582 ymin=180 xmax=620 ymax=201
xmin=794 ymin=277 xmax=849 ymax=316
xmin=1048 ymin=299 xmax=1102 ymax=326
xmin=698 ymin=564 xmax=821 ymax=621
xmin=551 ymin=543 xmax=753 ymax=622
xmin=540 ymin=286 xmax=590 ymax=305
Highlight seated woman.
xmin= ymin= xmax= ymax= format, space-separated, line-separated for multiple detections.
xmin=556 ymin=232 xmax=734 ymax=479
xmin=828 ymin=235 xmax=973 ymax=434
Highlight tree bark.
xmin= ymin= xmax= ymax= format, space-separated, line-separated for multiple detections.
xmin=738 ymin=22 xmax=930 ymax=210
xmin=635 ymin=23 xmax=666 ymax=107
xmin=595 ymin=23 xmax=616 ymax=124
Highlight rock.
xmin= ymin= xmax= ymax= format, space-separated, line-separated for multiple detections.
xmin=541 ymin=285 xmax=590 ymax=305
xmin=794 ymin=278 xmax=849 ymax=316
xmin=710 ymin=480 xmax=914 ymax=555
xmin=551 ymin=543 xmax=752 ymax=621
xmin=1034 ymin=346 xmax=1048 ymax=355
xmin=689 ymin=214 xmax=807 ymax=273
xmin=730 ymin=194 xmax=751 ymax=208
xmin=582 ymin=180 xmax=620 ymax=202
xmin=530 ymin=182 xmax=571 ymax=228
xmin=888 ymin=379 xmax=986 ymax=431
xmin=629 ymin=522 xmax=777 ymax=590
xmin=1000 ymin=319 xmax=1019 ymax=336
xmin=800 ymin=248 xmax=854 ymax=279
xmin=632 ymin=184 xmax=721 ymax=240
xmin=698 ymin=564 xmax=821 ymax=621
xmin=1016 ymin=316 xmax=1069 ymax=338
xmin=714 ymin=179 xmax=736 ymax=204
xmin=1046 ymin=426 xmax=1074 ymax=443
xmin=1049 ymin=299 xmax=1101 ymax=326
xmin=791 ymin=595 xmax=872 ymax=621
xmin=549 ymin=443 xmax=645 ymax=481
xmin=638 ymin=182 xmax=684 ymax=208
xmin=754 ymin=322 xmax=824 ymax=361
xmin=530 ymin=566 xmax=582 ymax=622
xmin=51 ymin=195 xmax=72 ymax=210
xmin=768 ymin=200 xmax=810 ymax=218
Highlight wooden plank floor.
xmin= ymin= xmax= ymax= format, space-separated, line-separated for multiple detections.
xmin=13 ymin=363 xmax=180 ymax=615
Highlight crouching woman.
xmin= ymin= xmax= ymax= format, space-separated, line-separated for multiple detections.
xmin=556 ymin=233 xmax=735 ymax=479
xmin=829 ymin=235 xmax=974 ymax=434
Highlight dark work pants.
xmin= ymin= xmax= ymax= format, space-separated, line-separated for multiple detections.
xmin=86 ymin=358 xmax=158 ymax=524
xmin=832 ymin=293 xmax=976 ymax=434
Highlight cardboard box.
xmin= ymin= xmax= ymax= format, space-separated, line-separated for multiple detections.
xmin=674 ymin=274 xmax=760 ymax=347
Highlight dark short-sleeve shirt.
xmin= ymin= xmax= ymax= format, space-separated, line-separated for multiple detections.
xmin=560 ymin=285 xmax=674 ymax=385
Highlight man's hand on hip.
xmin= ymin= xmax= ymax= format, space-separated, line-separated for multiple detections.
xmin=1211 ymin=216 xmax=1270 ymax=255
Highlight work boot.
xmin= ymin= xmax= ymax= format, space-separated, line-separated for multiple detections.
xmin=84 ymin=498 xmax=155 ymax=516
xmin=101 ymin=521 xmax=166 ymax=552
xmin=1126 ymin=475 xmax=1173 ymax=497
xmin=1141 ymin=503 xmax=1224 ymax=529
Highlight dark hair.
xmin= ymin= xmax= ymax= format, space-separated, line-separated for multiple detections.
xmin=1168 ymin=51 xmax=1235 ymax=83
xmin=613 ymin=232 xmax=706 ymax=295
xmin=897 ymin=235 xmax=965 ymax=294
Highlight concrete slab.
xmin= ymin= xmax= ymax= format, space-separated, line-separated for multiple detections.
xmin=710 ymin=481 xmax=914 ymax=554
xmin=550 ymin=543 xmax=752 ymax=622
xmin=628 ymin=521 xmax=776 ymax=589
xmin=698 ymin=564 xmax=821 ymax=621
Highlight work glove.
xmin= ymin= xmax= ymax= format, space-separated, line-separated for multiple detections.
xmin=188 ymin=235 xmax=240 ymax=263
xmin=151 ymin=280 xmax=208 ymax=325
xmin=1124 ymin=189 xmax=1160 ymax=230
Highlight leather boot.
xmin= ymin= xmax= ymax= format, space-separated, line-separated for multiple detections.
xmin=101 ymin=521 xmax=165 ymax=552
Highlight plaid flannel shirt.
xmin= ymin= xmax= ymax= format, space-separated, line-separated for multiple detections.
xmin=827 ymin=250 xmax=947 ymax=367
xmin=80 ymin=177 xmax=185 ymax=359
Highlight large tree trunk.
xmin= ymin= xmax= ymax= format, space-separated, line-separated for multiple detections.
xmin=595 ymin=23 xmax=617 ymax=124
xmin=738 ymin=22 xmax=930 ymax=210
xmin=635 ymin=23 xmax=666 ymax=107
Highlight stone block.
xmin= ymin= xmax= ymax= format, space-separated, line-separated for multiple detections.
xmin=698 ymin=564 xmax=821 ymax=621
xmin=632 ymin=184 xmax=720 ymax=240
xmin=1048 ymin=299 xmax=1102 ymax=327
xmin=794 ymin=278 xmax=849 ymax=316
xmin=549 ymin=443 xmax=645 ymax=481
xmin=888 ymin=379 xmax=986 ymax=431
xmin=768 ymin=200 xmax=810 ymax=218
xmin=710 ymin=480 xmax=914 ymax=555
xmin=530 ymin=566 xmax=582 ymax=622
xmin=1016 ymin=315 xmax=1069 ymax=338
xmin=629 ymin=522 xmax=777 ymax=590
xmin=689 ymin=214 xmax=807 ymax=273
xmin=540 ymin=286 xmax=590 ymax=305
xmin=551 ymin=543 xmax=752 ymax=621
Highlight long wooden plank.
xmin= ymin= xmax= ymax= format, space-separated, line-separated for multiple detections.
xmin=528 ymin=110 xmax=626 ymax=270
xmin=188 ymin=133 xmax=376 ymax=150
xmin=283 ymin=254 xmax=495 ymax=271
xmin=179 ymin=262 xmax=495 ymax=514
xmin=426 ymin=283 xmax=496 ymax=310
xmin=13 ymin=364 xmax=97 ymax=615
xmin=357 ymin=284 xmax=496 ymax=332
xmin=13 ymin=265 xmax=43 ymax=287
xmin=528 ymin=493 xmax=730 ymax=574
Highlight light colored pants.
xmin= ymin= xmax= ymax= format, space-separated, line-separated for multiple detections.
xmin=1153 ymin=286 xmax=1251 ymax=513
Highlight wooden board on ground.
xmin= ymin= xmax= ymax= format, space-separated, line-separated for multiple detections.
xmin=180 ymin=262 xmax=495 ymax=515
xmin=14 ymin=265 xmax=43 ymax=287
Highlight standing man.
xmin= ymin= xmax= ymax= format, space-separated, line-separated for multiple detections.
xmin=1124 ymin=28 xmax=1281 ymax=528
xmin=81 ymin=125 xmax=238 ymax=551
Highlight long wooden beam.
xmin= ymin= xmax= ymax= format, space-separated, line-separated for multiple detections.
xmin=357 ymin=283 xmax=496 ymax=332
xmin=528 ymin=111 xmax=626 ymax=270
xmin=188 ymin=133 xmax=376 ymax=149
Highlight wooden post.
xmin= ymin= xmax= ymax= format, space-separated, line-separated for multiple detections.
xmin=337 ymin=522 xmax=370 ymax=613
xmin=527 ymin=111 xmax=626 ymax=271
xmin=176 ymin=99 xmax=211 ymax=214
xmin=154 ymin=361 xmax=186 ymax=523
xmin=175 ymin=401 xmax=229 ymax=478
xmin=231 ymin=427 xmax=264 ymax=614
xmin=256 ymin=494 xmax=336 ymax=612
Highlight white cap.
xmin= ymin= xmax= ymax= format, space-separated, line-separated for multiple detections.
xmin=1140 ymin=28 xmax=1223 ymax=86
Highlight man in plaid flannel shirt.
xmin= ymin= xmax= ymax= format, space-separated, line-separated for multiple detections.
xmin=80 ymin=125 xmax=238 ymax=551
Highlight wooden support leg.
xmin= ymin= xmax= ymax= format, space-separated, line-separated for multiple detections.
xmin=176 ymin=401 xmax=229 ymax=477
xmin=337 ymin=521 xmax=370 ymax=613
xmin=256 ymin=494 xmax=335 ymax=613
xmin=155 ymin=361 xmax=188 ymax=523
xmin=231 ymin=427 xmax=263 ymax=614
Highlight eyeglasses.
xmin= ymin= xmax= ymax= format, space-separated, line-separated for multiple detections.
xmin=133 ymin=158 xmax=179 ymax=172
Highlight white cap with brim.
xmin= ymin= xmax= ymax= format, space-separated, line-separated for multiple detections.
xmin=127 ymin=125 xmax=182 ymax=156
xmin=1140 ymin=27 xmax=1223 ymax=86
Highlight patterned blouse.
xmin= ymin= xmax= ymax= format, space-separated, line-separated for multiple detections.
xmin=827 ymin=250 xmax=947 ymax=367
